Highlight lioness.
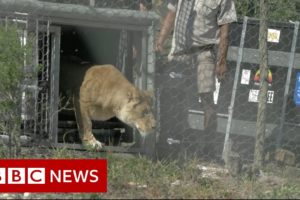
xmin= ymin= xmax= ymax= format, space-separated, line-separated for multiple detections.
xmin=74 ymin=64 xmax=156 ymax=150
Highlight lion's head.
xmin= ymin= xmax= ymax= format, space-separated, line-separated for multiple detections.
xmin=118 ymin=90 xmax=156 ymax=137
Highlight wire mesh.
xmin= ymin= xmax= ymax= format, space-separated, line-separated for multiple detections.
xmin=153 ymin=0 xmax=300 ymax=171
xmin=0 ymin=0 xmax=299 ymax=176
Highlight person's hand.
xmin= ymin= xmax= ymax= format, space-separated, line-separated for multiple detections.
xmin=155 ymin=42 xmax=164 ymax=54
xmin=215 ymin=60 xmax=228 ymax=81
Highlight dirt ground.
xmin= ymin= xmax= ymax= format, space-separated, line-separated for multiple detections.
xmin=0 ymin=146 xmax=300 ymax=199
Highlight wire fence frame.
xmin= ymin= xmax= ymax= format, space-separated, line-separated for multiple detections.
xmin=0 ymin=0 xmax=300 ymax=171
xmin=221 ymin=14 xmax=300 ymax=170
xmin=277 ymin=21 xmax=300 ymax=147
xmin=222 ymin=16 xmax=249 ymax=164
xmin=153 ymin=1 xmax=300 ymax=170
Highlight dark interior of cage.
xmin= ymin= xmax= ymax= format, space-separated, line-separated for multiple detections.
xmin=57 ymin=25 xmax=141 ymax=147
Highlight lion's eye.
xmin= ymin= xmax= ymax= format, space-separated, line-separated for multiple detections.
xmin=141 ymin=110 xmax=147 ymax=116
xmin=142 ymin=109 xmax=151 ymax=117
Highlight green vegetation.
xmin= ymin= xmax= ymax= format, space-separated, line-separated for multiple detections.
xmin=0 ymin=24 xmax=34 ymax=158
xmin=235 ymin=0 xmax=300 ymax=21
xmin=153 ymin=0 xmax=300 ymax=22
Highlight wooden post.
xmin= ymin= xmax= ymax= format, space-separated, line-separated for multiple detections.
xmin=253 ymin=0 xmax=268 ymax=173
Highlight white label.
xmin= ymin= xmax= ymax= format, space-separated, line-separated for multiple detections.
xmin=267 ymin=91 xmax=275 ymax=104
xmin=214 ymin=77 xmax=221 ymax=104
xmin=241 ymin=69 xmax=251 ymax=85
xmin=199 ymin=77 xmax=221 ymax=105
xmin=248 ymin=89 xmax=274 ymax=104
xmin=248 ymin=89 xmax=259 ymax=103
xmin=268 ymin=29 xmax=281 ymax=43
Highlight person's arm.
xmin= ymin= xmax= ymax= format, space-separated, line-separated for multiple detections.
xmin=216 ymin=23 xmax=229 ymax=80
xmin=155 ymin=10 xmax=176 ymax=53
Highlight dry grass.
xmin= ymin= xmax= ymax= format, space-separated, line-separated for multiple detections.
xmin=0 ymin=146 xmax=300 ymax=199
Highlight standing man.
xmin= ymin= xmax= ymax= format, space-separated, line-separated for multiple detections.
xmin=156 ymin=0 xmax=237 ymax=159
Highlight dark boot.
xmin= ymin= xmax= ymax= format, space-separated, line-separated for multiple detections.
xmin=200 ymin=92 xmax=218 ymax=159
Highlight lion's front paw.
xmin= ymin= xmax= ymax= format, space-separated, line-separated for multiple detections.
xmin=84 ymin=139 xmax=104 ymax=151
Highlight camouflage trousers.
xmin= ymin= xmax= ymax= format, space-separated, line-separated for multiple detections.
xmin=168 ymin=48 xmax=216 ymax=94
xmin=169 ymin=48 xmax=219 ymax=159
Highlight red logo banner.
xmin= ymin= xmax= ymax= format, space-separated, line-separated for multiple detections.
xmin=0 ymin=159 xmax=107 ymax=193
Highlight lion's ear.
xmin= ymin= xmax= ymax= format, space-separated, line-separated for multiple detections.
xmin=142 ymin=90 xmax=154 ymax=99
xmin=142 ymin=90 xmax=155 ymax=105
xmin=127 ymin=91 xmax=139 ymax=102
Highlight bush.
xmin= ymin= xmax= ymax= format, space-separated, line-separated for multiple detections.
xmin=0 ymin=24 xmax=34 ymax=157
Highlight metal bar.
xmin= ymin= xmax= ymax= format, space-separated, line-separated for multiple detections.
xmin=89 ymin=0 xmax=95 ymax=7
xmin=140 ymin=24 xmax=157 ymax=158
xmin=119 ymin=30 xmax=127 ymax=74
xmin=45 ymin=20 xmax=50 ymax=133
xmin=147 ymin=23 xmax=157 ymax=145
xmin=0 ymin=135 xmax=32 ymax=146
xmin=46 ymin=21 xmax=50 ymax=80
xmin=21 ymin=17 xmax=29 ymax=136
xmin=0 ymin=0 xmax=160 ymax=26
xmin=147 ymin=24 xmax=155 ymax=90
xmin=33 ymin=19 xmax=39 ymax=137
xmin=156 ymin=87 xmax=161 ymax=144
xmin=141 ymin=30 xmax=148 ymax=90
xmin=283 ymin=122 xmax=300 ymax=127
xmin=222 ymin=16 xmax=248 ymax=162
xmin=49 ymin=26 xmax=61 ymax=144
xmin=126 ymin=31 xmax=133 ymax=81
xmin=277 ymin=21 xmax=300 ymax=147
xmin=188 ymin=109 xmax=229 ymax=118
xmin=52 ymin=143 xmax=142 ymax=154
xmin=0 ymin=12 xmax=150 ymax=31
xmin=29 ymin=17 xmax=150 ymax=32
xmin=227 ymin=46 xmax=300 ymax=69
xmin=39 ymin=28 xmax=45 ymax=135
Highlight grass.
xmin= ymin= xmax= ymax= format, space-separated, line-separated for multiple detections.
xmin=0 ymin=146 xmax=300 ymax=199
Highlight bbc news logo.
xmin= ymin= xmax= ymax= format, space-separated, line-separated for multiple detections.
xmin=0 ymin=159 xmax=107 ymax=193
xmin=0 ymin=168 xmax=99 ymax=184
xmin=0 ymin=168 xmax=46 ymax=184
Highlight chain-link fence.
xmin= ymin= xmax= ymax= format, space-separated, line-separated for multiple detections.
xmin=0 ymin=13 xmax=36 ymax=157
xmin=154 ymin=0 xmax=300 ymax=173
xmin=0 ymin=0 xmax=300 ymax=176
xmin=0 ymin=11 xmax=61 ymax=156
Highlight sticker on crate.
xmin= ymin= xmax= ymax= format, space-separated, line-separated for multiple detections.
xmin=241 ymin=69 xmax=251 ymax=85
xmin=248 ymin=89 xmax=274 ymax=104
xmin=294 ymin=72 xmax=300 ymax=106
xmin=253 ymin=69 xmax=273 ymax=85
xmin=268 ymin=28 xmax=281 ymax=43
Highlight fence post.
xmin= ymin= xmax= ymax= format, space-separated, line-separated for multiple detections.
xmin=89 ymin=0 xmax=95 ymax=7
xmin=277 ymin=21 xmax=299 ymax=148
xmin=253 ymin=0 xmax=268 ymax=172
xmin=222 ymin=16 xmax=248 ymax=164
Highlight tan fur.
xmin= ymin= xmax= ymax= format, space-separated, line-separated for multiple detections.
xmin=74 ymin=64 xmax=156 ymax=150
